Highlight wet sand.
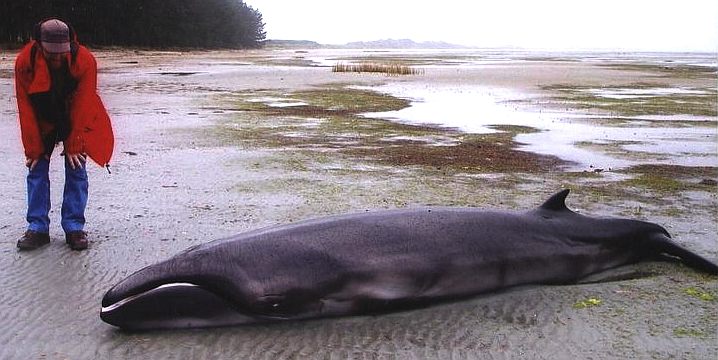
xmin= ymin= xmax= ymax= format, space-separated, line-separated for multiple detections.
xmin=0 ymin=49 xmax=716 ymax=359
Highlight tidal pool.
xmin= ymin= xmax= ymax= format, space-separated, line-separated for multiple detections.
xmin=358 ymin=81 xmax=717 ymax=171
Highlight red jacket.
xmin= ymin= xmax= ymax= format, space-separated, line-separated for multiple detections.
xmin=15 ymin=41 xmax=114 ymax=167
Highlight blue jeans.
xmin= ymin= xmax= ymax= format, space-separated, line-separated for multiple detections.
xmin=26 ymin=156 xmax=88 ymax=234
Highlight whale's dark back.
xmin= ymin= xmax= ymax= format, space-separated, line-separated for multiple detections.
xmin=161 ymin=202 xmax=669 ymax=313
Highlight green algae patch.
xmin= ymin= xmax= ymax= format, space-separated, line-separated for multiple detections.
xmin=573 ymin=297 xmax=603 ymax=309
xmin=625 ymin=164 xmax=718 ymax=179
xmin=575 ymin=140 xmax=660 ymax=163
xmin=488 ymin=125 xmax=541 ymax=134
xmin=292 ymin=86 xmax=411 ymax=113
xmin=211 ymin=85 xmax=568 ymax=174
xmin=580 ymin=116 xmax=716 ymax=128
xmin=623 ymin=174 xmax=685 ymax=193
xmin=617 ymin=165 xmax=718 ymax=195
xmin=673 ymin=327 xmax=707 ymax=338
xmin=684 ymin=287 xmax=716 ymax=302
xmin=539 ymin=83 xmax=717 ymax=117
xmin=600 ymin=63 xmax=717 ymax=80
xmin=342 ymin=132 xmax=566 ymax=173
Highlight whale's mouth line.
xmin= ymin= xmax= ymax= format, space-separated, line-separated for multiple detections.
xmin=101 ymin=282 xmax=201 ymax=313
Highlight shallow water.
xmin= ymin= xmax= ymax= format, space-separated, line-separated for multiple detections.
xmin=359 ymin=84 xmax=539 ymax=133
xmin=583 ymin=87 xmax=710 ymax=99
xmin=302 ymin=49 xmax=718 ymax=171
xmin=357 ymin=77 xmax=717 ymax=171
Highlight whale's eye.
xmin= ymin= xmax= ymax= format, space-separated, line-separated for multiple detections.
xmin=255 ymin=294 xmax=290 ymax=316
xmin=255 ymin=291 xmax=322 ymax=318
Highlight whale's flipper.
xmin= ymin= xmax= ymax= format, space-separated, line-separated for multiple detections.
xmin=650 ymin=233 xmax=718 ymax=275
xmin=539 ymin=189 xmax=571 ymax=212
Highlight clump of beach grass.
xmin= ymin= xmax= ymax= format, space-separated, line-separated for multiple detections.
xmin=332 ymin=62 xmax=424 ymax=76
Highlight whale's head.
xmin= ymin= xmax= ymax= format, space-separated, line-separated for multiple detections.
xmin=100 ymin=243 xmax=265 ymax=330
xmin=100 ymin=281 xmax=257 ymax=330
xmin=100 ymin=241 xmax=337 ymax=330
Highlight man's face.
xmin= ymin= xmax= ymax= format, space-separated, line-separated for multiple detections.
xmin=42 ymin=47 xmax=68 ymax=69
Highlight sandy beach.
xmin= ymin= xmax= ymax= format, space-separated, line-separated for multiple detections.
xmin=0 ymin=48 xmax=716 ymax=359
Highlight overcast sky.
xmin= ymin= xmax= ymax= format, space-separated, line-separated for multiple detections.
xmin=244 ymin=0 xmax=717 ymax=51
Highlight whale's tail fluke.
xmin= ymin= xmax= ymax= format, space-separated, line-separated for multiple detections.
xmin=649 ymin=233 xmax=718 ymax=275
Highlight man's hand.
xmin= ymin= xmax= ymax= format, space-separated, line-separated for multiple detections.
xmin=66 ymin=153 xmax=87 ymax=170
xmin=25 ymin=157 xmax=39 ymax=171
xmin=25 ymin=154 xmax=49 ymax=171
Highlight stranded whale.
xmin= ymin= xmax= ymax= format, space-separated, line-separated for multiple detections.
xmin=100 ymin=189 xmax=718 ymax=330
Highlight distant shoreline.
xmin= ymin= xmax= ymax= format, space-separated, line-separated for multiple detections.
xmin=262 ymin=39 xmax=718 ymax=53
xmin=2 ymin=39 xmax=715 ymax=54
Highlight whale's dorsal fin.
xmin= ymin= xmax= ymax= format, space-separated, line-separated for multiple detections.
xmin=539 ymin=189 xmax=571 ymax=211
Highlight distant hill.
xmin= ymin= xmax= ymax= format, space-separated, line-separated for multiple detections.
xmin=263 ymin=38 xmax=467 ymax=49
xmin=342 ymin=39 xmax=467 ymax=49
xmin=263 ymin=39 xmax=323 ymax=48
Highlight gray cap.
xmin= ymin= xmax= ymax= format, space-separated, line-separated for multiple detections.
xmin=40 ymin=19 xmax=71 ymax=54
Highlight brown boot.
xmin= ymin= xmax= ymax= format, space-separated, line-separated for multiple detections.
xmin=17 ymin=230 xmax=51 ymax=250
xmin=66 ymin=231 xmax=89 ymax=251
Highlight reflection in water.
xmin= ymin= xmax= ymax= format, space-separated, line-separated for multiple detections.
xmin=358 ymin=83 xmax=717 ymax=171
